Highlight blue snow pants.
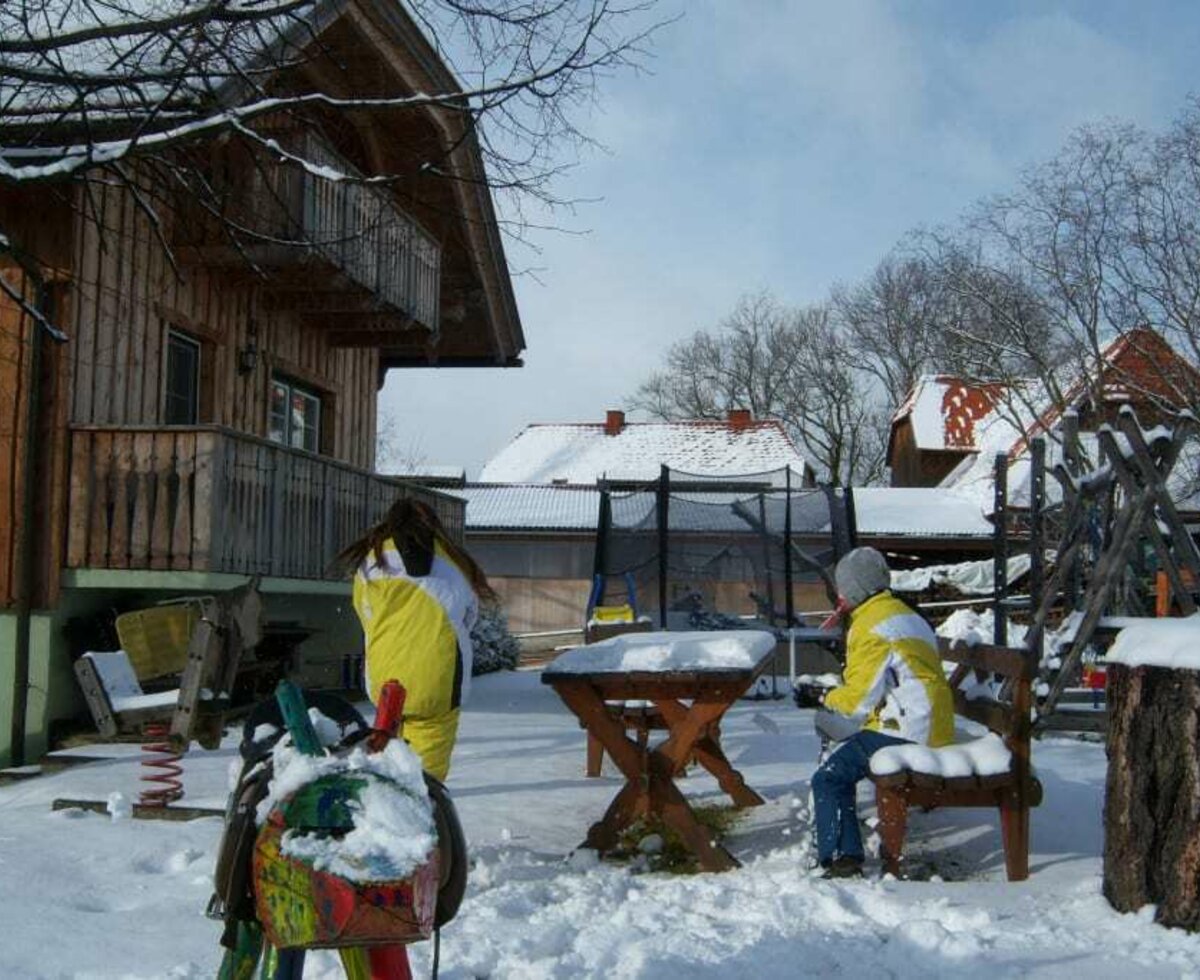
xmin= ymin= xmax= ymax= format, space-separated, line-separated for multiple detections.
xmin=812 ymin=730 xmax=911 ymax=864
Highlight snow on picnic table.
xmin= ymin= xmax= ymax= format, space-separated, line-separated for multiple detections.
xmin=546 ymin=630 xmax=776 ymax=674
xmin=2 ymin=670 xmax=1199 ymax=979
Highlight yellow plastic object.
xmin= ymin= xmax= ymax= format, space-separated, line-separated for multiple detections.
xmin=591 ymin=604 xmax=635 ymax=624
xmin=115 ymin=604 xmax=198 ymax=680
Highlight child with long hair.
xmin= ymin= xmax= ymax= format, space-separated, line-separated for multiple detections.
xmin=338 ymin=496 xmax=495 ymax=781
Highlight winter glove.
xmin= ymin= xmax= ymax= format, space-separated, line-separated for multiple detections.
xmin=792 ymin=682 xmax=826 ymax=710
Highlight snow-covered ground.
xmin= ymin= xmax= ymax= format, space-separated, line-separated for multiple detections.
xmin=2 ymin=669 xmax=1199 ymax=979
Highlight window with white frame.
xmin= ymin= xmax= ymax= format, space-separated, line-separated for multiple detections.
xmin=268 ymin=375 xmax=322 ymax=453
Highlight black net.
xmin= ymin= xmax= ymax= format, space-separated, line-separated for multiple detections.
xmin=591 ymin=466 xmax=854 ymax=632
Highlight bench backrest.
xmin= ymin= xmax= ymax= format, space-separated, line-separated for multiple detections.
xmin=938 ymin=637 xmax=1036 ymax=782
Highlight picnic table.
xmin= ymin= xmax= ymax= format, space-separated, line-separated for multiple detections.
xmin=541 ymin=630 xmax=777 ymax=871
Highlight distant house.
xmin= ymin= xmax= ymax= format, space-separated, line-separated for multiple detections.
xmin=480 ymin=409 xmax=815 ymax=488
xmin=889 ymin=328 xmax=1200 ymax=498
xmin=0 ymin=0 xmax=523 ymax=767
xmin=464 ymin=410 xmax=810 ymax=633
xmin=465 ymin=412 xmax=1000 ymax=633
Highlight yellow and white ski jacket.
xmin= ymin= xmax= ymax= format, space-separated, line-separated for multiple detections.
xmin=352 ymin=538 xmax=479 ymax=720
xmin=824 ymin=591 xmax=954 ymax=747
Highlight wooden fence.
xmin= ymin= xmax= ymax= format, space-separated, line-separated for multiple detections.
xmin=66 ymin=425 xmax=463 ymax=579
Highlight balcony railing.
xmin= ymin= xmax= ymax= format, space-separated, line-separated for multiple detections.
xmin=177 ymin=129 xmax=441 ymax=332
xmin=66 ymin=426 xmax=463 ymax=580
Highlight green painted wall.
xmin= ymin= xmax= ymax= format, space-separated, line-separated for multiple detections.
xmin=2 ymin=572 xmax=363 ymax=769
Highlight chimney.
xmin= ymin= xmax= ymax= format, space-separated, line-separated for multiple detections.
xmin=604 ymin=409 xmax=626 ymax=436
xmin=727 ymin=408 xmax=752 ymax=431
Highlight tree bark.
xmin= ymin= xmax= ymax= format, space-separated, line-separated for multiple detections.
xmin=1104 ymin=663 xmax=1200 ymax=931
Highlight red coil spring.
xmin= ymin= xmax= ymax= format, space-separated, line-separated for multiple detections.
xmin=139 ymin=723 xmax=184 ymax=807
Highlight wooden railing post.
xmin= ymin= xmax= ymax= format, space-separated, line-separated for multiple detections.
xmin=270 ymin=444 xmax=289 ymax=578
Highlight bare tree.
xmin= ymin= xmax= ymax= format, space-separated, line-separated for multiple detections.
xmin=0 ymin=0 xmax=665 ymax=330
xmin=630 ymin=292 xmax=889 ymax=485
xmin=830 ymin=252 xmax=945 ymax=407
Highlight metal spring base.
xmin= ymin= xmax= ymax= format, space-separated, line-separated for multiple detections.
xmin=139 ymin=723 xmax=184 ymax=806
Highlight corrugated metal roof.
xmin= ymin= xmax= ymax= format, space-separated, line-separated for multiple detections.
xmin=463 ymin=482 xmax=994 ymax=540
xmin=461 ymin=484 xmax=601 ymax=530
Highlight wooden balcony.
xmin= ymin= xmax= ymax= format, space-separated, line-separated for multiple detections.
xmin=66 ymin=426 xmax=464 ymax=580
xmin=176 ymin=129 xmax=441 ymax=334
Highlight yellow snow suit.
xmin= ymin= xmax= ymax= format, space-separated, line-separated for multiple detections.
xmin=824 ymin=591 xmax=954 ymax=747
xmin=352 ymin=538 xmax=479 ymax=780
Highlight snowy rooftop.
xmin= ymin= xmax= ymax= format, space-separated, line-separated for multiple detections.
xmin=892 ymin=376 xmax=1009 ymax=452
xmin=851 ymin=487 xmax=993 ymax=538
xmin=479 ymin=414 xmax=808 ymax=486
xmin=462 ymin=484 xmax=601 ymax=531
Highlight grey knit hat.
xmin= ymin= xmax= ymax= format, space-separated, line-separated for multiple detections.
xmin=834 ymin=547 xmax=891 ymax=608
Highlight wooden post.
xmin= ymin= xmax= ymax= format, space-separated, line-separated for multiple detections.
xmin=993 ymin=453 xmax=1008 ymax=646
xmin=1028 ymin=438 xmax=1045 ymax=662
xmin=657 ymin=464 xmax=669 ymax=628
xmin=1104 ymin=662 xmax=1200 ymax=931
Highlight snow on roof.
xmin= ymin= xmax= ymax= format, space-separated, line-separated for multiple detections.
xmin=384 ymin=465 xmax=465 ymax=481
xmin=851 ymin=487 xmax=993 ymax=538
xmin=479 ymin=418 xmax=807 ymax=486
xmin=892 ymin=376 xmax=1007 ymax=452
xmin=461 ymin=484 xmax=601 ymax=531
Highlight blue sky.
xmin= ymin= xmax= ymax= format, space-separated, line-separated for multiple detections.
xmin=379 ymin=0 xmax=1200 ymax=477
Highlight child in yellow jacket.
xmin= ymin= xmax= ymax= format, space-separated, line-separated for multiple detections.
xmin=811 ymin=547 xmax=954 ymax=878
xmin=340 ymin=497 xmax=495 ymax=781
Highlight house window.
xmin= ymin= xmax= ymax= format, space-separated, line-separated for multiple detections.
xmin=269 ymin=376 xmax=322 ymax=453
xmin=164 ymin=330 xmax=201 ymax=424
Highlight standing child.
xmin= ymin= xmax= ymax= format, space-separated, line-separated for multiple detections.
xmin=338 ymin=497 xmax=495 ymax=780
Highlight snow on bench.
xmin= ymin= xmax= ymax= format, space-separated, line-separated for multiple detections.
xmin=869 ymin=733 xmax=1012 ymax=779
xmin=75 ymin=651 xmax=180 ymax=737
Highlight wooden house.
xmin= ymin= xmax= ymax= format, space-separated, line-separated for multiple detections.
xmin=0 ymin=1 xmax=524 ymax=765
xmin=888 ymin=329 xmax=1200 ymax=489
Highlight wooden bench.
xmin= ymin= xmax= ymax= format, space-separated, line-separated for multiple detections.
xmin=869 ymin=638 xmax=1042 ymax=881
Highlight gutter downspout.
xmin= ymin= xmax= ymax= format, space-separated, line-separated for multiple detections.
xmin=7 ymin=258 xmax=54 ymax=768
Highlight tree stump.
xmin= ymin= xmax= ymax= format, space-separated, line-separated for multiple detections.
xmin=1104 ymin=663 xmax=1200 ymax=931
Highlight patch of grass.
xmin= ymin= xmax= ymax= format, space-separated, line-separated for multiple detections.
xmin=612 ymin=803 xmax=744 ymax=874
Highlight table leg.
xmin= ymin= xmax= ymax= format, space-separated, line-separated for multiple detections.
xmin=554 ymin=682 xmax=653 ymax=850
xmin=647 ymin=751 xmax=739 ymax=872
xmin=653 ymin=695 xmax=764 ymax=806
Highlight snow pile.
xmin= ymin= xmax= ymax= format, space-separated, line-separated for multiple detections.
xmin=6 ymin=672 xmax=1200 ymax=977
xmin=937 ymin=608 xmax=1028 ymax=649
xmin=892 ymin=554 xmax=1032 ymax=596
xmin=1107 ymin=614 xmax=1200 ymax=671
xmin=548 ymin=630 xmax=776 ymax=673
xmin=869 ymin=733 xmax=1012 ymax=778
xmin=260 ymin=731 xmax=435 ymax=883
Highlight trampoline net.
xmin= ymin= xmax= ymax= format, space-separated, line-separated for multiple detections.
xmin=593 ymin=466 xmax=854 ymax=632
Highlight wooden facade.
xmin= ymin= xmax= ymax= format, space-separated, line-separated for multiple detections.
xmin=0 ymin=0 xmax=526 ymax=610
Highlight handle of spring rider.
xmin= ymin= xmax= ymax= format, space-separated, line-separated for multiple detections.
xmin=275 ymin=680 xmax=323 ymax=757
xmin=368 ymin=680 xmax=406 ymax=753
